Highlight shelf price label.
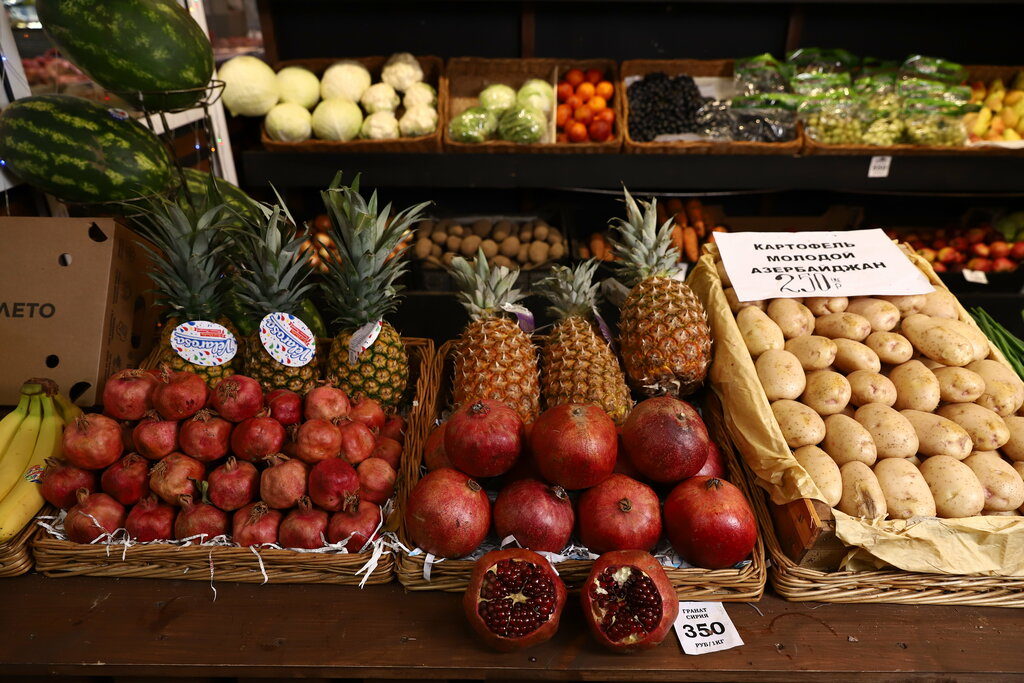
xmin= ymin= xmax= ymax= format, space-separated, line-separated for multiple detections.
xmin=715 ymin=228 xmax=935 ymax=302
xmin=674 ymin=602 xmax=743 ymax=655
xmin=868 ymin=155 xmax=892 ymax=178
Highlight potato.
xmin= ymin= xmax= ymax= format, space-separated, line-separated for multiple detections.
xmin=877 ymin=294 xmax=926 ymax=317
xmin=755 ymin=349 xmax=806 ymax=401
xmin=499 ymin=235 xmax=520 ymax=259
xmin=801 ymin=370 xmax=851 ymax=416
xmin=937 ymin=319 xmax=990 ymax=362
xmin=838 ymin=461 xmax=887 ymax=518
xmin=845 ymin=297 xmax=900 ymax=332
xmin=1014 ymin=461 xmax=1024 ymax=484
xmin=480 ymin=238 xmax=499 ymax=259
xmin=916 ymin=358 xmax=945 ymax=370
xmin=737 ymin=306 xmax=785 ymax=358
xmin=918 ymin=289 xmax=960 ymax=320
xmin=460 ymin=234 xmax=482 ymax=257
xmin=864 ymin=331 xmax=914 ymax=365
xmin=793 ymin=445 xmax=842 ymax=507
xmin=767 ymin=299 xmax=815 ymax=339
xmin=832 ymin=339 xmax=881 ymax=374
xmin=805 ymin=296 xmax=848 ymax=316
xmin=899 ymin=314 xmax=973 ymax=367
xmin=492 ymin=255 xmax=514 ymax=269
xmin=430 ymin=229 xmax=448 ymax=245
xmin=528 ymin=240 xmax=550 ymax=264
xmin=966 ymin=359 xmax=1024 ymax=417
xmin=784 ymin=335 xmax=837 ymax=371
xmin=932 ymin=366 xmax=986 ymax=404
xmin=546 ymin=227 xmax=563 ymax=245
xmin=532 ymin=222 xmax=550 ymax=241
xmin=888 ymin=359 xmax=941 ymax=412
xmin=963 ymin=452 xmax=1024 ymax=512
xmin=772 ymin=399 xmax=826 ymax=448
xmin=549 ymin=242 xmax=566 ymax=260
xmin=471 ymin=218 xmax=493 ymax=237
xmin=413 ymin=236 xmax=433 ymax=259
xmin=899 ymin=409 xmax=973 ymax=459
xmin=1000 ymin=416 xmax=1024 ymax=462
xmin=919 ymin=455 xmax=986 ymax=518
xmin=516 ymin=242 xmax=530 ymax=264
xmin=854 ymin=403 xmax=919 ymax=459
xmin=814 ymin=312 xmax=872 ymax=341
xmin=847 ymin=370 xmax=897 ymax=407
xmin=823 ymin=414 xmax=877 ymax=466
xmin=937 ymin=403 xmax=1010 ymax=451
xmin=724 ymin=287 xmax=765 ymax=314
xmin=491 ymin=220 xmax=514 ymax=242
xmin=715 ymin=260 xmax=732 ymax=286
xmin=430 ymin=243 xmax=443 ymax=259
xmin=873 ymin=458 xmax=936 ymax=519
xmin=445 ymin=234 xmax=463 ymax=252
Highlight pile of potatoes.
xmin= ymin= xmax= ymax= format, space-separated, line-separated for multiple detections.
xmin=413 ymin=217 xmax=567 ymax=271
xmin=720 ymin=261 xmax=1024 ymax=521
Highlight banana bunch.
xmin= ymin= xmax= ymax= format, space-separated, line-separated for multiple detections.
xmin=0 ymin=379 xmax=81 ymax=543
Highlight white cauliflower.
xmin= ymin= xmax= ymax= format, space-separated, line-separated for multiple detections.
xmin=403 ymin=82 xmax=437 ymax=109
xmin=360 ymin=82 xmax=399 ymax=114
xmin=381 ymin=52 xmax=424 ymax=92
xmin=360 ymin=110 xmax=400 ymax=139
xmin=399 ymin=104 xmax=438 ymax=137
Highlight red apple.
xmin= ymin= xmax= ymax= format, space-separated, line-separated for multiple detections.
xmin=1011 ymin=241 xmax=1024 ymax=260
xmin=937 ymin=246 xmax=959 ymax=264
xmin=965 ymin=257 xmax=993 ymax=272
xmin=950 ymin=237 xmax=969 ymax=251
xmin=970 ymin=242 xmax=991 ymax=258
xmin=989 ymin=241 xmax=1012 ymax=259
xmin=932 ymin=261 xmax=948 ymax=272
xmin=992 ymin=256 xmax=1018 ymax=273
xmin=965 ymin=226 xmax=990 ymax=244
xmin=917 ymin=247 xmax=937 ymax=263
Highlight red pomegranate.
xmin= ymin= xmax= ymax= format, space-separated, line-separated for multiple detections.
xmin=304 ymin=384 xmax=350 ymax=421
xmin=149 ymin=452 xmax=205 ymax=505
xmin=493 ymin=479 xmax=574 ymax=553
xmin=338 ymin=419 xmax=376 ymax=465
xmin=293 ymin=418 xmax=342 ymax=464
xmin=307 ymin=457 xmax=360 ymax=512
xmin=210 ymin=375 xmax=263 ymax=422
xmin=580 ymin=550 xmax=679 ymax=652
xmin=577 ymin=474 xmax=662 ymax=554
xmin=40 ymin=458 xmax=97 ymax=509
xmin=265 ymin=388 xmax=302 ymax=426
xmin=100 ymin=453 xmax=150 ymax=506
xmin=260 ymin=455 xmax=308 ymax=509
xmin=530 ymin=403 xmax=617 ymax=490
xmin=663 ymin=476 xmax=757 ymax=569
xmin=620 ymin=397 xmax=710 ymax=484
xmin=178 ymin=409 xmax=232 ymax=462
xmin=444 ymin=400 xmax=524 ymax=478
xmin=357 ymin=457 xmax=396 ymax=505
xmin=125 ymin=493 xmax=176 ymax=541
xmin=174 ymin=492 xmax=229 ymax=541
xmin=463 ymin=548 xmax=567 ymax=652
xmin=348 ymin=396 xmax=385 ymax=431
xmin=423 ymin=422 xmax=450 ymax=471
xmin=62 ymin=413 xmax=123 ymax=470
xmin=693 ymin=441 xmax=727 ymax=479
xmin=64 ymin=489 xmax=125 ymax=543
xmin=230 ymin=415 xmax=286 ymax=462
xmin=132 ymin=411 xmax=179 ymax=461
xmin=327 ymin=500 xmax=382 ymax=550
xmin=404 ymin=468 xmax=491 ymax=558
xmin=152 ymin=371 xmax=208 ymax=421
xmin=278 ymin=496 xmax=328 ymax=549
xmin=369 ymin=436 xmax=402 ymax=471
xmin=380 ymin=414 xmax=406 ymax=444
xmin=119 ymin=420 xmax=136 ymax=453
xmin=102 ymin=368 xmax=158 ymax=421
xmin=232 ymin=501 xmax=282 ymax=547
xmin=207 ymin=457 xmax=259 ymax=511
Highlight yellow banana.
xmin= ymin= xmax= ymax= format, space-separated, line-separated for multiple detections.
xmin=0 ymin=394 xmax=42 ymax=501
xmin=0 ymin=392 xmax=31 ymax=455
xmin=52 ymin=391 xmax=83 ymax=425
xmin=0 ymin=395 xmax=62 ymax=543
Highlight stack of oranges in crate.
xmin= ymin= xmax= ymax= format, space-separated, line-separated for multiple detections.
xmin=555 ymin=67 xmax=616 ymax=143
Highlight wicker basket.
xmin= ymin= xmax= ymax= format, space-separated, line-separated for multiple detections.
xmin=0 ymin=504 xmax=43 ymax=577
xmin=395 ymin=339 xmax=767 ymax=600
xmin=443 ymin=57 xmax=623 ymax=154
xmin=260 ymin=56 xmax=445 ymax=153
xmin=621 ymin=59 xmax=803 ymax=156
xmin=32 ymin=337 xmax=436 ymax=585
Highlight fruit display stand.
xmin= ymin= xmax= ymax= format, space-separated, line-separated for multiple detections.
xmin=29 ymin=337 xmax=436 ymax=585
xmin=0 ymin=504 xmax=46 ymax=577
xmin=395 ymin=339 xmax=766 ymax=599
xmin=688 ymin=244 xmax=1024 ymax=606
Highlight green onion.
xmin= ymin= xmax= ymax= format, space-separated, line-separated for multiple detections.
xmin=970 ymin=307 xmax=1024 ymax=380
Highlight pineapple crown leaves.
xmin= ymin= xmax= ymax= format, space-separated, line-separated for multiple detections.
xmin=607 ymin=185 xmax=682 ymax=287
xmin=448 ymin=247 xmax=527 ymax=321
xmin=536 ymin=259 xmax=603 ymax=321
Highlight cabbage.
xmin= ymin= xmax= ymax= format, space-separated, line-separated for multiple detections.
xmin=403 ymin=82 xmax=437 ymax=109
xmin=498 ymin=105 xmax=547 ymax=144
xmin=311 ymin=97 xmax=363 ymax=141
xmin=479 ymin=83 xmax=516 ymax=112
xmin=360 ymin=82 xmax=399 ymax=114
xmin=516 ymin=78 xmax=555 ymax=115
xmin=399 ymin=104 xmax=438 ymax=136
xmin=320 ymin=60 xmax=372 ymax=102
xmin=447 ymin=106 xmax=498 ymax=143
xmin=360 ymin=111 xmax=400 ymax=139
xmin=219 ymin=55 xmax=279 ymax=117
xmin=265 ymin=102 xmax=312 ymax=142
xmin=276 ymin=66 xmax=320 ymax=110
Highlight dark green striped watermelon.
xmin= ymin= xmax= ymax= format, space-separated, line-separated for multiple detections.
xmin=37 ymin=0 xmax=214 ymax=111
xmin=179 ymin=168 xmax=262 ymax=225
xmin=0 ymin=94 xmax=174 ymax=204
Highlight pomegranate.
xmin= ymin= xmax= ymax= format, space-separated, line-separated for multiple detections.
xmin=337 ymin=419 xmax=376 ymax=465
xmin=230 ymin=415 xmax=286 ymax=462
xmin=40 ymin=457 xmax=97 ymax=509
xmin=620 ymin=397 xmax=710 ymax=484
xmin=663 ymin=476 xmax=757 ymax=569
xmin=348 ymin=396 xmax=385 ymax=431
xmin=357 ymin=457 xmax=396 ymax=505
xmin=369 ymin=436 xmax=402 ymax=471
xmin=444 ymin=400 xmax=524 ymax=478
xmin=530 ymin=403 xmax=617 ymax=490
xmin=327 ymin=500 xmax=382 ymax=550
xmin=64 ymin=489 xmax=125 ymax=543
xmin=304 ymin=384 xmax=350 ymax=421
xmin=580 ymin=550 xmax=679 ymax=652
xmin=423 ymin=423 xmax=450 ymax=471
xmin=577 ymin=474 xmax=662 ymax=554
xmin=265 ymin=388 xmax=302 ymax=426
xmin=232 ymin=501 xmax=282 ymax=547
xmin=307 ymin=457 xmax=359 ymax=512
xmin=132 ymin=411 xmax=179 ymax=461
xmin=278 ymin=496 xmax=328 ymax=549
xmin=260 ymin=455 xmax=308 ymax=509
xmin=102 ymin=368 xmax=158 ymax=421
xmin=149 ymin=452 xmax=205 ymax=505
xmin=152 ymin=370 xmax=208 ymax=421
xmin=119 ymin=420 xmax=136 ymax=453
xmin=293 ymin=418 xmax=342 ymax=464
xmin=380 ymin=414 xmax=406 ymax=444
xmin=493 ymin=479 xmax=574 ymax=553
xmin=403 ymin=467 xmax=491 ymax=558
xmin=125 ymin=493 xmax=176 ymax=541
xmin=62 ymin=413 xmax=123 ymax=470
xmin=693 ymin=441 xmax=726 ymax=479
xmin=211 ymin=375 xmax=263 ymax=422
xmin=463 ymin=548 xmax=567 ymax=652
xmin=100 ymin=453 xmax=150 ymax=506
xmin=178 ymin=409 xmax=232 ymax=462
xmin=207 ymin=457 xmax=259 ymax=511
xmin=174 ymin=491 xmax=229 ymax=541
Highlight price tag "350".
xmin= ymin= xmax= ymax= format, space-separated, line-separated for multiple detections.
xmin=674 ymin=602 xmax=744 ymax=655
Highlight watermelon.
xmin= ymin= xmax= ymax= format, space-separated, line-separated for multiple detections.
xmin=37 ymin=0 xmax=214 ymax=111
xmin=178 ymin=168 xmax=262 ymax=225
xmin=0 ymin=94 xmax=174 ymax=205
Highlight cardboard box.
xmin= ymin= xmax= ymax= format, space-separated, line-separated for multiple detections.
xmin=0 ymin=217 xmax=158 ymax=406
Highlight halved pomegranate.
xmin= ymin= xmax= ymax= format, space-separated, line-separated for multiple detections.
xmin=462 ymin=548 xmax=567 ymax=652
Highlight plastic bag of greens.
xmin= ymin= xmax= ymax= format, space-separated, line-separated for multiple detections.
xmin=786 ymin=47 xmax=859 ymax=75
xmin=897 ymin=78 xmax=970 ymax=105
xmin=860 ymin=106 xmax=905 ymax=146
xmin=448 ymin=106 xmax=498 ymax=143
xmin=695 ymin=99 xmax=734 ymax=140
xmin=497 ymin=105 xmax=548 ymax=144
xmin=900 ymin=55 xmax=968 ymax=85
xmin=903 ymin=98 xmax=967 ymax=146
xmin=857 ymin=58 xmax=900 ymax=79
xmin=729 ymin=93 xmax=801 ymax=142
xmin=791 ymin=72 xmax=853 ymax=97
xmin=798 ymin=96 xmax=864 ymax=144
xmin=734 ymin=53 xmax=789 ymax=94
xmin=479 ymin=83 xmax=517 ymax=113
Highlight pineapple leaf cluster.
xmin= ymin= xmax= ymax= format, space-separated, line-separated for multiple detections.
xmin=449 ymin=247 xmax=527 ymax=320
xmin=536 ymin=260 xmax=602 ymax=322
xmin=608 ymin=186 xmax=681 ymax=287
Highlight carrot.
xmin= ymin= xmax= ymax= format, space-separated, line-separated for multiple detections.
xmin=671 ymin=223 xmax=685 ymax=254
xmin=590 ymin=233 xmax=607 ymax=261
xmin=656 ymin=201 xmax=669 ymax=225
xmin=685 ymin=198 xmax=706 ymax=237
xmin=682 ymin=226 xmax=699 ymax=263
xmin=578 ymin=245 xmax=591 ymax=259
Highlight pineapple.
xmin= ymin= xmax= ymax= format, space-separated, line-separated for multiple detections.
xmin=320 ymin=173 xmax=429 ymax=408
xmin=535 ymin=260 xmax=632 ymax=423
xmin=231 ymin=202 xmax=320 ymax=394
xmin=610 ymin=187 xmax=712 ymax=397
xmin=449 ymin=250 xmax=540 ymax=423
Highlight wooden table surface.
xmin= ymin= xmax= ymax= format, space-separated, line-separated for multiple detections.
xmin=0 ymin=573 xmax=1021 ymax=682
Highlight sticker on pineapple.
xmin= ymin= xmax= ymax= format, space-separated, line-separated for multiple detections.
xmin=348 ymin=319 xmax=383 ymax=365
xmin=108 ymin=108 xmax=130 ymax=121
xmin=259 ymin=313 xmax=316 ymax=367
xmin=501 ymin=303 xmax=535 ymax=333
xmin=170 ymin=321 xmax=237 ymax=367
